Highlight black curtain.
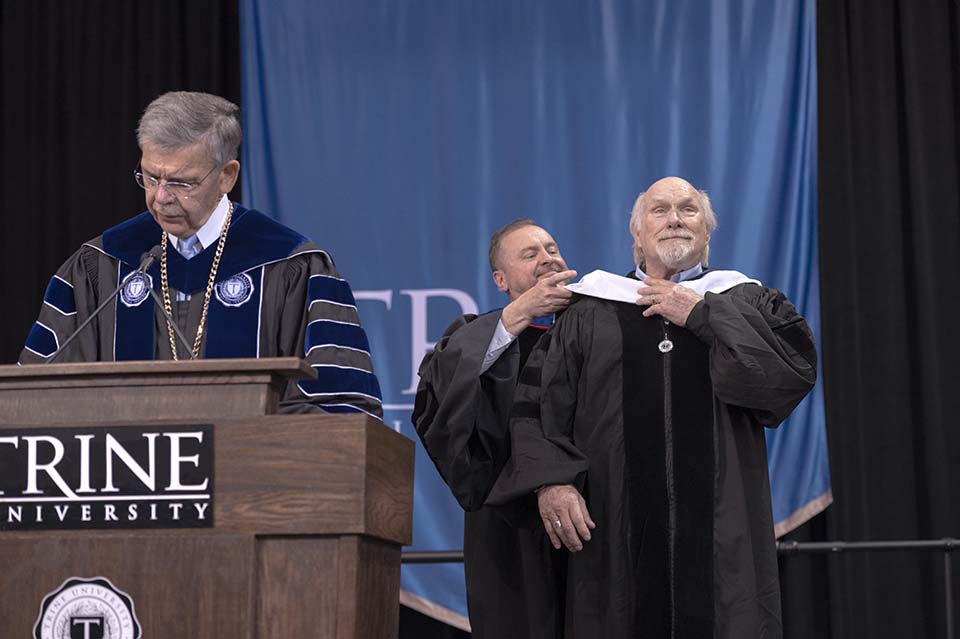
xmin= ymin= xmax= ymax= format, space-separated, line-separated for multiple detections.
xmin=779 ymin=0 xmax=960 ymax=637
xmin=0 ymin=0 xmax=241 ymax=365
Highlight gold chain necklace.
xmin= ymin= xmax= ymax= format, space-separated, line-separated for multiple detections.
xmin=160 ymin=201 xmax=233 ymax=360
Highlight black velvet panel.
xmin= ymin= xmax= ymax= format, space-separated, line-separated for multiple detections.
xmin=617 ymin=306 xmax=670 ymax=637
xmin=668 ymin=324 xmax=715 ymax=638
xmin=617 ymin=305 xmax=715 ymax=638
xmin=517 ymin=363 xmax=543 ymax=388
xmin=518 ymin=324 xmax=549 ymax=370
xmin=511 ymin=398 xmax=542 ymax=421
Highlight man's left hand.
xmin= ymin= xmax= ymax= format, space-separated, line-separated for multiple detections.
xmin=537 ymin=484 xmax=595 ymax=552
xmin=636 ymin=278 xmax=703 ymax=326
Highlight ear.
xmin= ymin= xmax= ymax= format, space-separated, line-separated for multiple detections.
xmin=492 ymin=269 xmax=509 ymax=293
xmin=218 ymin=160 xmax=241 ymax=195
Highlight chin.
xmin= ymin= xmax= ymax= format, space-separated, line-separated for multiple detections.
xmin=657 ymin=247 xmax=695 ymax=270
xmin=158 ymin=221 xmax=188 ymax=239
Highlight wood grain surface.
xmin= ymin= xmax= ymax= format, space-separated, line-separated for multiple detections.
xmin=0 ymin=533 xmax=256 ymax=638
xmin=0 ymin=361 xmax=414 ymax=638
xmin=0 ymin=358 xmax=314 ymax=424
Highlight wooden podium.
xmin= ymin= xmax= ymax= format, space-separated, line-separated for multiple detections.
xmin=0 ymin=358 xmax=414 ymax=639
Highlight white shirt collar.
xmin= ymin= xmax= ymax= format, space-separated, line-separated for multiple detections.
xmin=169 ymin=194 xmax=230 ymax=250
xmin=634 ymin=262 xmax=704 ymax=283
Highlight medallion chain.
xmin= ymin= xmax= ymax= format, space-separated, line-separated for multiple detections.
xmin=159 ymin=201 xmax=233 ymax=360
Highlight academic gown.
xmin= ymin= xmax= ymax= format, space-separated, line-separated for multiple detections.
xmin=488 ymin=282 xmax=817 ymax=639
xmin=20 ymin=204 xmax=383 ymax=418
xmin=413 ymin=311 xmax=565 ymax=639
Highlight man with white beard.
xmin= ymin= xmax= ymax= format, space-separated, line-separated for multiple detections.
xmin=490 ymin=177 xmax=817 ymax=638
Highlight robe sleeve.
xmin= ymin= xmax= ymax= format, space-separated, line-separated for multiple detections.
xmin=278 ymin=251 xmax=384 ymax=418
xmin=486 ymin=305 xmax=591 ymax=505
xmin=20 ymin=247 xmax=103 ymax=364
xmin=412 ymin=312 xmax=519 ymax=511
xmin=685 ymin=283 xmax=818 ymax=426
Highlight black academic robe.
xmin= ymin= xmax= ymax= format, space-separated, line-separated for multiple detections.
xmin=413 ymin=311 xmax=565 ymax=639
xmin=20 ymin=204 xmax=383 ymax=418
xmin=490 ymin=283 xmax=817 ymax=639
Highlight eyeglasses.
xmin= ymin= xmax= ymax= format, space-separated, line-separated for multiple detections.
xmin=134 ymin=162 xmax=219 ymax=200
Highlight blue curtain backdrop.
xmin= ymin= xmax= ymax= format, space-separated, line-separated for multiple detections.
xmin=240 ymin=0 xmax=825 ymax=626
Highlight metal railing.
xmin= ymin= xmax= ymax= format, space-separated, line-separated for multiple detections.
xmin=402 ymin=538 xmax=958 ymax=638
xmin=776 ymin=538 xmax=956 ymax=639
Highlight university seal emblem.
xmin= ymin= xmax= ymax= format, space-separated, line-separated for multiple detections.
xmin=119 ymin=273 xmax=152 ymax=308
xmin=214 ymin=272 xmax=254 ymax=307
xmin=33 ymin=577 xmax=142 ymax=639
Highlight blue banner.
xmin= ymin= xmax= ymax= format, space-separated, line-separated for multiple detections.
xmin=240 ymin=0 xmax=826 ymax=627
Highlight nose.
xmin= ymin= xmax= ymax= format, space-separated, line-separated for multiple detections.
xmin=666 ymin=207 xmax=682 ymax=227
xmin=154 ymin=182 xmax=176 ymax=205
xmin=537 ymin=247 xmax=557 ymax=264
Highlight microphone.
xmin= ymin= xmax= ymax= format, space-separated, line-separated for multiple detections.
xmin=47 ymin=245 xmax=194 ymax=362
xmin=140 ymin=245 xmax=162 ymax=271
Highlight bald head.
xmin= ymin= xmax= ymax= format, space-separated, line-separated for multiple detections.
xmin=629 ymin=176 xmax=717 ymax=277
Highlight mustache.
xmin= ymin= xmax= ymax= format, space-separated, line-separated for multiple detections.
xmin=535 ymin=263 xmax=564 ymax=277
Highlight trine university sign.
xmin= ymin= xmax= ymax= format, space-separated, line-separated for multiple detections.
xmin=0 ymin=424 xmax=213 ymax=530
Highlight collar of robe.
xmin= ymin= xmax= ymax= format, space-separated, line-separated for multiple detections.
xmin=98 ymin=204 xmax=319 ymax=294
xmin=566 ymin=268 xmax=761 ymax=304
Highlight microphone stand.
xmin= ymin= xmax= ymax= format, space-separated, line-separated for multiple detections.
xmin=147 ymin=287 xmax=197 ymax=359
xmin=48 ymin=248 xmax=195 ymax=363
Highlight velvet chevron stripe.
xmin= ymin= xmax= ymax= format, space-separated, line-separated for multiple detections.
xmin=24 ymin=322 xmax=58 ymax=358
xmin=308 ymin=274 xmax=357 ymax=307
xmin=298 ymin=364 xmax=382 ymax=398
xmin=304 ymin=320 xmax=371 ymax=355
xmin=43 ymin=276 xmax=76 ymax=316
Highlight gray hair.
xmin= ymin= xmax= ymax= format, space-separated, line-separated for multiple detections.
xmin=628 ymin=188 xmax=718 ymax=268
xmin=136 ymin=92 xmax=242 ymax=166
xmin=489 ymin=218 xmax=538 ymax=271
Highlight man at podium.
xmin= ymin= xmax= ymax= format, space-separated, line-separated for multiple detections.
xmin=19 ymin=91 xmax=382 ymax=418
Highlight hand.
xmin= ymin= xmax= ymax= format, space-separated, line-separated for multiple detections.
xmin=537 ymin=484 xmax=596 ymax=552
xmin=635 ymin=278 xmax=703 ymax=326
xmin=501 ymin=269 xmax=578 ymax=334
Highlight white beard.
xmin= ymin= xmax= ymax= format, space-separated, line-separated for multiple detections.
xmin=656 ymin=239 xmax=696 ymax=270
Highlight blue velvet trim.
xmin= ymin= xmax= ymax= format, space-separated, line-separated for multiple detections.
xmin=43 ymin=277 xmax=76 ymax=315
xmin=114 ymin=264 xmax=156 ymax=361
xmin=485 ymin=308 xmax=553 ymax=328
xmin=305 ymin=320 xmax=371 ymax=355
xmin=308 ymin=274 xmax=357 ymax=306
xmin=299 ymin=365 xmax=382 ymax=399
xmin=531 ymin=314 xmax=554 ymax=328
xmin=204 ymin=268 xmax=262 ymax=359
xmin=25 ymin=322 xmax=58 ymax=357
xmin=101 ymin=205 xmax=315 ymax=293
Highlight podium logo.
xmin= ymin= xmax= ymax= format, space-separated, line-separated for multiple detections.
xmin=119 ymin=273 xmax=152 ymax=308
xmin=33 ymin=577 xmax=141 ymax=639
xmin=0 ymin=424 xmax=213 ymax=531
xmin=214 ymin=272 xmax=255 ymax=307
